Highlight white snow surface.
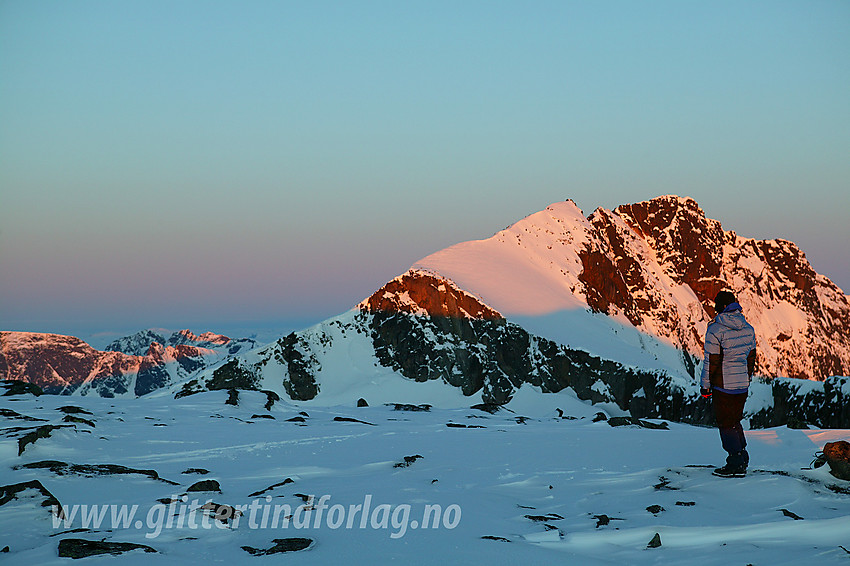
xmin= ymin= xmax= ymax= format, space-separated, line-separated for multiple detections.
xmin=3 ymin=391 xmax=849 ymax=565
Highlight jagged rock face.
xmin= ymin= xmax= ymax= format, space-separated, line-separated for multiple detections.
xmin=367 ymin=308 xmax=690 ymax=410
xmin=416 ymin=195 xmax=850 ymax=381
xmin=613 ymin=197 xmax=727 ymax=311
xmin=0 ymin=331 xmax=224 ymax=397
xmin=363 ymin=271 xmax=503 ymax=320
xmin=0 ymin=333 xmax=139 ymax=395
xmin=748 ymin=376 xmax=850 ymax=429
xmin=106 ymin=329 xmax=254 ymax=357
xmin=608 ymin=196 xmax=850 ymax=380
xmin=105 ymin=330 xmax=168 ymax=355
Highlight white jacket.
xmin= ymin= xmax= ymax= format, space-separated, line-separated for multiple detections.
xmin=700 ymin=307 xmax=757 ymax=391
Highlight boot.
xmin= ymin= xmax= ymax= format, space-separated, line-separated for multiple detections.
xmin=712 ymin=464 xmax=746 ymax=478
xmin=713 ymin=451 xmax=747 ymax=478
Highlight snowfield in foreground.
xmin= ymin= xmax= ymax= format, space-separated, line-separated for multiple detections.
xmin=2 ymin=389 xmax=849 ymax=565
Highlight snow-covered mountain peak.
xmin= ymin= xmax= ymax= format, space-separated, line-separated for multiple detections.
xmin=411 ymin=195 xmax=850 ymax=380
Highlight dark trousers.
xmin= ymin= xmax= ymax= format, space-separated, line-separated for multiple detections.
xmin=712 ymin=390 xmax=748 ymax=468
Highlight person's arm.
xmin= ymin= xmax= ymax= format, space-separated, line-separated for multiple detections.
xmin=708 ymin=351 xmax=723 ymax=388
xmin=747 ymin=348 xmax=756 ymax=377
xmin=701 ymin=325 xmax=720 ymax=396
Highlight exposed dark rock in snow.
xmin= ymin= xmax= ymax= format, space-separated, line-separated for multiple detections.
xmin=14 ymin=460 xmax=178 ymax=484
xmin=57 ymin=538 xmax=157 ymax=559
xmin=263 ymin=390 xmax=280 ymax=410
xmin=781 ymin=509 xmax=804 ymax=520
xmin=393 ymin=455 xmax=423 ymax=468
xmin=471 ymin=403 xmax=510 ymax=414
xmin=241 ymin=538 xmax=313 ymax=555
xmin=387 ymin=403 xmax=431 ymax=412
xmin=62 ymin=415 xmax=95 ymax=427
xmin=248 ymin=478 xmax=294 ymax=497
xmin=822 ymin=441 xmax=850 ymax=481
xmin=1 ymin=380 xmax=43 ymax=396
xmin=525 ymin=513 xmax=564 ymax=522
xmin=182 ymin=468 xmax=210 ymax=475
xmin=0 ymin=408 xmax=46 ymax=422
xmin=207 ymin=359 xmax=260 ymax=391
xmin=333 ymin=416 xmax=375 ymax=426
xmin=0 ymin=480 xmax=63 ymax=517
xmin=607 ymin=416 xmax=669 ymax=429
xmin=198 ymin=501 xmax=242 ymax=524
xmin=186 ymin=479 xmax=221 ymax=493
xmin=653 ymin=476 xmax=679 ymax=491
xmin=57 ymin=406 xmax=93 ymax=416
xmin=17 ymin=425 xmax=73 ymax=456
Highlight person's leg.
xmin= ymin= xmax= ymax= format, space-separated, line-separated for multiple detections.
xmin=713 ymin=390 xmax=748 ymax=469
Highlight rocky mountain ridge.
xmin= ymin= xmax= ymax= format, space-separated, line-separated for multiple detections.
xmin=0 ymin=330 xmax=253 ymax=397
xmin=105 ymin=329 xmax=255 ymax=357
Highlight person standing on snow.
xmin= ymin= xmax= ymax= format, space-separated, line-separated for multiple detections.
xmin=701 ymin=290 xmax=757 ymax=478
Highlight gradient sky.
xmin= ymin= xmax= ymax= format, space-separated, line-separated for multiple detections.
xmin=1 ymin=0 xmax=848 ymax=342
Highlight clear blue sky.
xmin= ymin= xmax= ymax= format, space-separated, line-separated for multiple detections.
xmin=1 ymin=0 xmax=848 ymax=340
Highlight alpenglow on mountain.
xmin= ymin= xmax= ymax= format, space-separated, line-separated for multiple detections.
xmin=411 ymin=195 xmax=849 ymax=381
xmin=173 ymin=196 xmax=848 ymax=428
xmin=1 ymin=196 xmax=848 ymax=427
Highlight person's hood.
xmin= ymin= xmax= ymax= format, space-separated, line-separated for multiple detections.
xmin=715 ymin=304 xmax=748 ymax=330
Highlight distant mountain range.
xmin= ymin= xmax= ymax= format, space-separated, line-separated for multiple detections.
xmin=0 ymin=329 xmax=256 ymax=397
xmin=2 ymin=196 xmax=848 ymax=426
